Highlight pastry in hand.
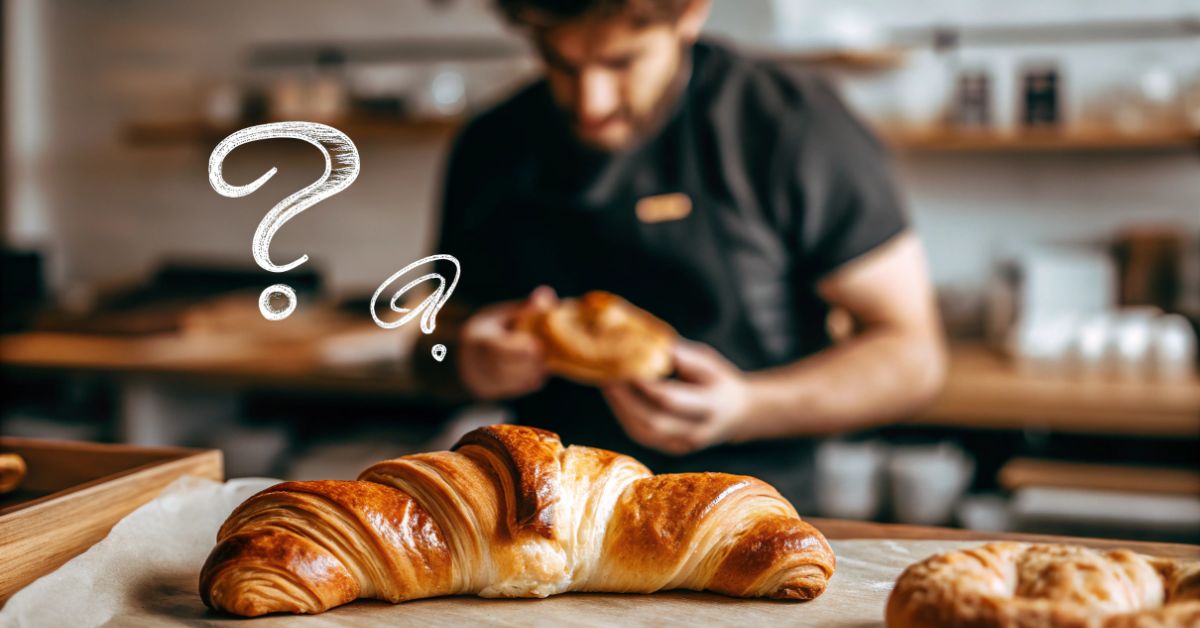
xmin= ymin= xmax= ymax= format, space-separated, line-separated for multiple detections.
xmin=886 ymin=542 xmax=1200 ymax=627
xmin=200 ymin=424 xmax=835 ymax=616
xmin=0 ymin=453 xmax=26 ymax=494
xmin=517 ymin=290 xmax=676 ymax=384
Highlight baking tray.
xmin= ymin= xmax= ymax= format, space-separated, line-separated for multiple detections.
xmin=0 ymin=437 xmax=222 ymax=602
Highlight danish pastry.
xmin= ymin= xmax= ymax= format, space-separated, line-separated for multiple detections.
xmin=886 ymin=542 xmax=1200 ymax=627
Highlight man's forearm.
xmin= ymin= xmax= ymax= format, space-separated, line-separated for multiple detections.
xmin=736 ymin=327 xmax=947 ymax=440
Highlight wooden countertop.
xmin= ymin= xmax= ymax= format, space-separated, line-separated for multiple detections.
xmin=0 ymin=326 xmax=418 ymax=395
xmin=2 ymin=328 xmax=1198 ymax=436
xmin=810 ymin=517 xmax=1199 ymax=560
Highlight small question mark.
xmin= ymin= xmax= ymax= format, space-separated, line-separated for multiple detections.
xmin=371 ymin=254 xmax=461 ymax=361
xmin=208 ymin=121 xmax=360 ymax=320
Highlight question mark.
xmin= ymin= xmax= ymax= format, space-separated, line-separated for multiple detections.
xmin=208 ymin=121 xmax=360 ymax=320
xmin=371 ymin=254 xmax=461 ymax=361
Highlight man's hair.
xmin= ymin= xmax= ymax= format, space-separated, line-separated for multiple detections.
xmin=494 ymin=0 xmax=693 ymax=28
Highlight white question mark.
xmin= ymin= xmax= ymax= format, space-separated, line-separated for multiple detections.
xmin=208 ymin=121 xmax=360 ymax=320
xmin=371 ymin=254 xmax=461 ymax=361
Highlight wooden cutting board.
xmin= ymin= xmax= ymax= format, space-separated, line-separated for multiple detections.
xmin=0 ymin=438 xmax=222 ymax=602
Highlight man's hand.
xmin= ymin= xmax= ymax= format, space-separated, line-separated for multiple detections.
xmin=457 ymin=286 xmax=557 ymax=401
xmin=601 ymin=340 xmax=752 ymax=456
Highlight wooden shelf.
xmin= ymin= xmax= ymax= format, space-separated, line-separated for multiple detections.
xmin=884 ymin=128 xmax=1200 ymax=153
xmin=248 ymin=37 xmax=529 ymax=67
xmin=916 ymin=344 xmax=1200 ymax=437
xmin=751 ymin=46 xmax=908 ymax=70
xmin=123 ymin=116 xmax=461 ymax=147
xmin=999 ymin=458 xmax=1200 ymax=496
xmin=246 ymin=37 xmax=907 ymax=70
xmin=127 ymin=116 xmax=1200 ymax=154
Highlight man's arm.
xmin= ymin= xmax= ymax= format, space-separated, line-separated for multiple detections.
xmin=602 ymin=231 xmax=946 ymax=455
xmin=604 ymin=71 xmax=944 ymax=454
xmin=737 ymin=231 xmax=946 ymax=438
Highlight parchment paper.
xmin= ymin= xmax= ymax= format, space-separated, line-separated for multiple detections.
xmin=0 ymin=476 xmax=980 ymax=627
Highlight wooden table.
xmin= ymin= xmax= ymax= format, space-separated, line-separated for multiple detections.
xmin=5 ymin=517 xmax=1191 ymax=628
xmin=811 ymin=517 xmax=1199 ymax=560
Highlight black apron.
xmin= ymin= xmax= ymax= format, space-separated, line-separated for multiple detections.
xmin=492 ymin=96 xmax=818 ymax=512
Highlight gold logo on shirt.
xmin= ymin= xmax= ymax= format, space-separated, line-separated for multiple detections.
xmin=636 ymin=193 xmax=692 ymax=223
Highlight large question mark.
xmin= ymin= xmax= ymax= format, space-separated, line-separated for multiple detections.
xmin=208 ymin=121 xmax=360 ymax=320
xmin=371 ymin=254 xmax=461 ymax=361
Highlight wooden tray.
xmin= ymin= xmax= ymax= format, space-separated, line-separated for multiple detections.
xmin=0 ymin=437 xmax=222 ymax=602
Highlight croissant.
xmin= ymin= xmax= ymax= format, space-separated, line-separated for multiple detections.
xmin=516 ymin=291 xmax=676 ymax=384
xmin=200 ymin=425 xmax=835 ymax=616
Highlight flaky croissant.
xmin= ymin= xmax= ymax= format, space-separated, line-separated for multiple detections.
xmin=200 ymin=425 xmax=835 ymax=616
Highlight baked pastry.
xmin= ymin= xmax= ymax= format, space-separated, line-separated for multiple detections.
xmin=516 ymin=290 xmax=676 ymax=384
xmin=886 ymin=542 xmax=1200 ymax=627
xmin=0 ymin=453 xmax=26 ymax=494
xmin=200 ymin=424 xmax=834 ymax=616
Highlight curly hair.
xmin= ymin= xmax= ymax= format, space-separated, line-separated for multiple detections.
xmin=494 ymin=0 xmax=695 ymax=27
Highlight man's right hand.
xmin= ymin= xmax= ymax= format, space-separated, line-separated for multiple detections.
xmin=457 ymin=286 xmax=558 ymax=401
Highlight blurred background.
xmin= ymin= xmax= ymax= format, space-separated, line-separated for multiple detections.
xmin=2 ymin=0 xmax=1198 ymax=542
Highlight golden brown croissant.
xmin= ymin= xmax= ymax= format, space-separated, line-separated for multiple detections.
xmin=886 ymin=542 xmax=1200 ymax=628
xmin=201 ymin=425 xmax=835 ymax=616
xmin=516 ymin=290 xmax=676 ymax=384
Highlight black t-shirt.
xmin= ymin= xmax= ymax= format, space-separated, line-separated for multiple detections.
xmin=434 ymin=39 xmax=906 ymax=510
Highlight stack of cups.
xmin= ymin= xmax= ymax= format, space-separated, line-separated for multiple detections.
xmin=815 ymin=440 xmax=975 ymax=526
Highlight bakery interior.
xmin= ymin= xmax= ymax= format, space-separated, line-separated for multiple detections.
xmin=1 ymin=0 xmax=1199 ymax=612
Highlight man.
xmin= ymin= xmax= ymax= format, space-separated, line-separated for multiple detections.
xmin=422 ymin=0 xmax=945 ymax=510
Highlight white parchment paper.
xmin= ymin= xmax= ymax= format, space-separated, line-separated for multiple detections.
xmin=0 ymin=477 xmax=977 ymax=627
xmin=0 ymin=476 xmax=277 ymax=628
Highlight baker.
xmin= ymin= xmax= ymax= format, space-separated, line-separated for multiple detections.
xmin=419 ymin=0 xmax=946 ymax=511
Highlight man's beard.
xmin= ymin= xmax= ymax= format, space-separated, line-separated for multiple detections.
xmin=560 ymin=41 xmax=693 ymax=153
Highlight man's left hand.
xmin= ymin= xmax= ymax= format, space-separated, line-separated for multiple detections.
xmin=601 ymin=340 xmax=753 ymax=456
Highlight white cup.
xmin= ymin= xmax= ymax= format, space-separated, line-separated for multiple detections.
xmin=888 ymin=443 xmax=975 ymax=526
xmin=1152 ymin=314 xmax=1198 ymax=380
xmin=815 ymin=440 xmax=886 ymax=520
xmin=1113 ymin=309 xmax=1158 ymax=378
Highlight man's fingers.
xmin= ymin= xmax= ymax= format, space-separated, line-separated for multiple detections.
xmin=527 ymin=285 xmax=559 ymax=310
xmin=670 ymin=340 xmax=727 ymax=383
xmin=510 ymin=285 xmax=558 ymax=326
xmin=470 ymin=300 xmax=525 ymax=335
xmin=602 ymin=383 xmax=651 ymax=424
xmin=483 ymin=328 xmax=543 ymax=358
xmin=603 ymin=384 xmax=697 ymax=444
xmin=501 ymin=365 xmax=546 ymax=393
xmin=631 ymin=378 xmax=708 ymax=419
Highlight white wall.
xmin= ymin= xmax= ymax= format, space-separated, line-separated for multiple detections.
xmin=8 ymin=0 xmax=512 ymax=297
xmin=5 ymin=0 xmax=1200 ymax=299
